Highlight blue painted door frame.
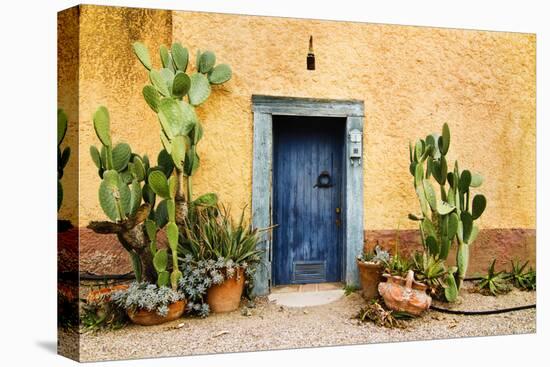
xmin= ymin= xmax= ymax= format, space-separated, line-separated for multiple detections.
xmin=272 ymin=116 xmax=345 ymax=285
xmin=251 ymin=95 xmax=364 ymax=296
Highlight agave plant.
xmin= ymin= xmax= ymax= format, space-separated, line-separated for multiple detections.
xmin=410 ymin=251 xmax=456 ymax=298
xmin=178 ymin=206 xmax=265 ymax=266
xmin=381 ymin=253 xmax=411 ymax=277
xmin=476 ymin=260 xmax=511 ymax=296
xmin=506 ymin=260 xmax=536 ymax=291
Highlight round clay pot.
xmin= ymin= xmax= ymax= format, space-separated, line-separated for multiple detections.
xmin=127 ymin=300 xmax=186 ymax=326
xmin=378 ymin=270 xmax=431 ymax=316
xmin=207 ymin=267 xmax=245 ymax=313
xmin=357 ymin=259 xmax=384 ymax=300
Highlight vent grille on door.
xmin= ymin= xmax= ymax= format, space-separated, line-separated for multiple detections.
xmin=293 ymin=261 xmax=326 ymax=283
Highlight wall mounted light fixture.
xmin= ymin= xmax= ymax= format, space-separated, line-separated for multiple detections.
xmin=307 ymin=35 xmax=315 ymax=70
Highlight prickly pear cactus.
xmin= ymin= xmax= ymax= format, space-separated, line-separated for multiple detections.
xmin=132 ymin=41 xmax=231 ymax=206
xmin=146 ymin=169 xmax=182 ymax=288
xmin=89 ymin=106 xmax=180 ymax=287
xmin=91 ymin=107 xmax=146 ymax=221
xmin=128 ymin=41 xmax=232 ymax=288
xmin=408 ymin=123 xmax=487 ymax=301
xmin=57 ymin=109 xmax=70 ymax=212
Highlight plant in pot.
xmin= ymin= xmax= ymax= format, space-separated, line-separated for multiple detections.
xmin=410 ymin=251 xmax=456 ymax=300
xmin=111 ymin=282 xmax=186 ymax=326
xmin=356 ymin=243 xmax=390 ymax=300
xmin=178 ymin=206 xmax=266 ymax=313
xmin=131 ymin=41 xmax=235 ymax=311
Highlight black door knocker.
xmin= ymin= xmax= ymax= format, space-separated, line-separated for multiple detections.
xmin=314 ymin=171 xmax=333 ymax=188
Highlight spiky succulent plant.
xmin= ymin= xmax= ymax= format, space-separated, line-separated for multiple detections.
xmin=506 ymin=260 xmax=536 ymax=291
xmin=358 ymin=244 xmax=390 ymax=264
xmin=476 ymin=260 xmax=511 ymax=296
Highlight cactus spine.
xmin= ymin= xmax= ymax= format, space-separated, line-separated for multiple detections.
xmin=409 ymin=123 xmax=486 ymax=301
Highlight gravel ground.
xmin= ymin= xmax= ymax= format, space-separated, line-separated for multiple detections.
xmin=59 ymin=282 xmax=536 ymax=362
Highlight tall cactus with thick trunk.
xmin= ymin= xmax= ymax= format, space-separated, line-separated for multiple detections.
xmin=408 ymin=123 xmax=486 ymax=301
xmin=132 ymin=42 xmax=231 ymax=288
xmin=87 ymin=106 xmax=182 ymax=288
xmin=132 ymin=41 xmax=231 ymax=225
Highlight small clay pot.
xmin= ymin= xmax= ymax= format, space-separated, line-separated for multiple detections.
xmin=127 ymin=300 xmax=186 ymax=326
xmin=207 ymin=267 xmax=245 ymax=313
xmin=378 ymin=270 xmax=431 ymax=316
xmin=357 ymin=260 xmax=384 ymax=300
xmin=86 ymin=284 xmax=129 ymax=304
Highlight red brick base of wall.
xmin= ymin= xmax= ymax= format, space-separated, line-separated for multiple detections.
xmin=363 ymin=228 xmax=536 ymax=275
xmin=59 ymin=227 xmax=535 ymax=277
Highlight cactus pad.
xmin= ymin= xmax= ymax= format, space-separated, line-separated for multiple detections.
xmin=112 ymin=143 xmax=132 ymax=172
xmin=132 ymin=42 xmax=152 ymax=70
xmin=157 ymin=98 xmax=183 ymax=138
xmin=93 ymin=106 xmax=112 ymax=147
xmin=172 ymin=71 xmax=191 ymax=98
xmin=208 ymin=64 xmax=232 ymax=84
xmin=170 ymin=135 xmax=187 ymax=170
xmin=198 ymin=51 xmax=216 ymax=73
xmin=142 ymin=85 xmax=160 ymax=112
xmin=188 ymin=72 xmax=211 ymax=106
xmin=193 ymin=192 xmax=218 ymax=207
xmin=148 ymin=170 xmax=170 ymax=199
xmin=166 ymin=222 xmax=179 ymax=250
xmin=439 ymin=123 xmax=450 ymax=155
xmin=159 ymin=45 xmax=174 ymax=71
xmin=58 ymin=108 xmax=68 ymax=146
xmin=90 ymin=145 xmax=102 ymax=170
xmin=171 ymin=43 xmax=189 ymax=71
xmin=153 ymin=249 xmax=168 ymax=272
xmin=157 ymin=149 xmax=175 ymax=177
xmin=149 ymin=69 xmax=170 ymax=97
xmin=472 ymin=194 xmax=487 ymax=219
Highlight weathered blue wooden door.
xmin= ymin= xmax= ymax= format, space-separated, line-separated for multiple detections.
xmin=272 ymin=116 xmax=345 ymax=285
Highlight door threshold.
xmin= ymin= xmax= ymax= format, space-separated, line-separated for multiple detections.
xmin=271 ymin=282 xmax=344 ymax=294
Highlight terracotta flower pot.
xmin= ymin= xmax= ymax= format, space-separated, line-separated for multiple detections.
xmin=357 ymin=259 xmax=384 ymax=300
xmin=86 ymin=284 xmax=129 ymax=304
xmin=207 ymin=267 xmax=245 ymax=313
xmin=378 ymin=270 xmax=431 ymax=316
xmin=127 ymin=300 xmax=186 ymax=326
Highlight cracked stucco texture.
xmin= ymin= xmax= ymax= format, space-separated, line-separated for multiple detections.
xmin=65 ymin=6 xmax=535 ymax=231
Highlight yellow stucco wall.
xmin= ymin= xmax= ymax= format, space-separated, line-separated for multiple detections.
xmin=58 ymin=7 xmax=80 ymax=224
xmin=68 ymin=6 xmax=535 ymax=231
xmin=75 ymin=5 xmax=172 ymax=224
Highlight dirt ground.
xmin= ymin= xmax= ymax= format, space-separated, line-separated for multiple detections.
xmin=58 ymin=282 xmax=536 ymax=362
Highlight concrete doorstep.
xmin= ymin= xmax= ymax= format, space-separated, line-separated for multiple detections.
xmin=268 ymin=283 xmax=345 ymax=307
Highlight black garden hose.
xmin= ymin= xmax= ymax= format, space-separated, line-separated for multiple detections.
xmin=59 ymin=270 xmax=134 ymax=282
xmin=430 ymin=303 xmax=536 ymax=315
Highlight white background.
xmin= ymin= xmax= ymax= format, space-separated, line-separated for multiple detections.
xmin=0 ymin=0 xmax=547 ymax=366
